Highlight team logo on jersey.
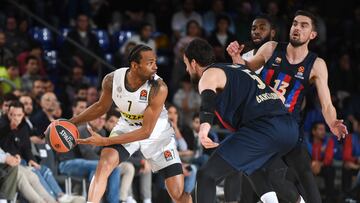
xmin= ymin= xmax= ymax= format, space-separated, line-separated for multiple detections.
xmin=164 ymin=150 xmax=173 ymax=161
xmin=295 ymin=66 xmax=305 ymax=79
xmin=275 ymin=57 xmax=282 ymax=64
xmin=117 ymin=86 xmax=122 ymax=93
xmin=140 ymin=90 xmax=147 ymax=100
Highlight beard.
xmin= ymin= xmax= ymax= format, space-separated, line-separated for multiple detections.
xmin=289 ymin=38 xmax=307 ymax=47
xmin=252 ymin=35 xmax=271 ymax=49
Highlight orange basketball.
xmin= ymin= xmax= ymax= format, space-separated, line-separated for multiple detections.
xmin=45 ymin=120 xmax=79 ymax=153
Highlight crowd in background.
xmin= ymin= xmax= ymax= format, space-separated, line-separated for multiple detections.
xmin=0 ymin=0 xmax=360 ymax=202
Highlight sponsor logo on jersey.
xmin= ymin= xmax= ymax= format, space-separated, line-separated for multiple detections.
xmin=140 ymin=90 xmax=147 ymax=100
xmin=120 ymin=111 xmax=144 ymax=120
xmin=164 ymin=150 xmax=173 ymax=161
xmin=295 ymin=66 xmax=305 ymax=79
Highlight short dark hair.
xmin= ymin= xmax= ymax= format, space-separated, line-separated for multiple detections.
xmin=106 ymin=110 xmax=121 ymax=121
xmin=254 ymin=14 xmax=275 ymax=29
xmin=128 ymin=44 xmax=152 ymax=64
xmin=216 ymin=14 xmax=231 ymax=27
xmin=193 ymin=112 xmax=199 ymax=120
xmin=3 ymin=93 xmax=18 ymax=102
xmin=72 ymin=97 xmax=87 ymax=107
xmin=311 ymin=121 xmax=325 ymax=131
xmin=9 ymin=100 xmax=24 ymax=111
xmin=25 ymin=55 xmax=38 ymax=64
xmin=139 ymin=22 xmax=152 ymax=32
xmin=5 ymin=58 xmax=18 ymax=69
xmin=294 ymin=10 xmax=317 ymax=31
xmin=184 ymin=38 xmax=215 ymax=67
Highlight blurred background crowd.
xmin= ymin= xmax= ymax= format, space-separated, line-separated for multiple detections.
xmin=0 ymin=0 xmax=360 ymax=202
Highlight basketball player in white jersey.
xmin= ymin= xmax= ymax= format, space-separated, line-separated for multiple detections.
xmin=69 ymin=45 xmax=192 ymax=203
xmin=242 ymin=14 xmax=276 ymax=74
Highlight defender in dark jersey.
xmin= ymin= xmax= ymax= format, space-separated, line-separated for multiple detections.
xmin=227 ymin=10 xmax=348 ymax=203
xmin=184 ymin=38 xmax=301 ymax=203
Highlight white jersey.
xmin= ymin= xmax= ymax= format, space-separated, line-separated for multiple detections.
xmin=242 ymin=49 xmax=263 ymax=74
xmin=110 ymin=68 xmax=179 ymax=169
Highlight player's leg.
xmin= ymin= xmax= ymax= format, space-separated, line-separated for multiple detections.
xmin=196 ymin=153 xmax=238 ymax=203
xmin=87 ymin=147 xmax=120 ymax=202
xmin=160 ymin=163 xmax=192 ymax=203
xmin=284 ymin=145 xmax=321 ymax=203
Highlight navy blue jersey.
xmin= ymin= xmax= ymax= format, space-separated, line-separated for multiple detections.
xmin=260 ymin=43 xmax=317 ymax=123
xmin=210 ymin=63 xmax=288 ymax=131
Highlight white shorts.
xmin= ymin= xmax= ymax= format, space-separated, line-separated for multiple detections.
xmin=109 ymin=127 xmax=181 ymax=172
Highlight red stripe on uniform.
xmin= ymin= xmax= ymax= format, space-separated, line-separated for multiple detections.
xmin=283 ymin=74 xmax=292 ymax=83
xmin=289 ymin=84 xmax=304 ymax=112
xmin=265 ymin=69 xmax=275 ymax=84
xmin=214 ymin=111 xmax=236 ymax=132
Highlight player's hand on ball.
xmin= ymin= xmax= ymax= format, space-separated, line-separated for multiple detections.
xmin=77 ymin=126 xmax=107 ymax=146
xmin=330 ymin=119 xmax=348 ymax=140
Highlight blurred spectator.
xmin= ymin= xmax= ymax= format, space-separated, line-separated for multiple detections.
xmin=19 ymin=94 xmax=45 ymax=145
xmin=4 ymin=16 xmax=30 ymax=56
xmin=167 ymin=104 xmax=196 ymax=194
xmin=122 ymin=0 xmax=156 ymax=31
xmin=20 ymin=56 xmax=41 ymax=92
xmin=114 ymin=41 xmax=137 ymax=67
xmin=86 ymin=85 xmax=99 ymax=105
xmin=0 ymin=92 xmax=18 ymax=116
xmin=30 ymin=92 xmax=58 ymax=136
xmin=0 ymin=147 xmax=18 ymax=201
xmin=266 ymin=1 xmax=288 ymax=41
xmin=202 ymin=0 xmax=235 ymax=36
xmin=330 ymin=53 xmax=357 ymax=97
xmin=0 ymin=58 xmax=21 ymax=94
xmin=104 ymin=109 xmax=121 ymax=135
xmin=172 ymin=20 xmax=202 ymax=91
xmin=89 ymin=0 xmax=112 ymax=29
xmin=0 ymin=31 xmax=14 ymax=66
xmin=233 ymin=1 xmax=254 ymax=42
xmin=305 ymin=122 xmax=336 ymax=202
xmin=343 ymin=115 xmax=360 ymax=196
xmin=0 ymin=101 xmax=80 ymax=202
xmin=43 ymin=78 xmax=55 ymax=93
xmin=171 ymin=0 xmax=203 ymax=41
xmin=207 ymin=14 xmax=236 ymax=62
xmin=75 ymin=83 xmax=89 ymax=100
xmin=64 ymin=66 xmax=91 ymax=106
xmin=29 ymin=78 xmax=45 ymax=112
xmin=60 ymin=14 xmax=103 ymax=76
xmin=121 ymin=22 xmax=156 ymax=54
xmin=0 ymin=147 xmax=57 ymax=203
xmin=172 ymin=74 xmax=201 ymax=127
xmin=17 ymin=41 xmax=46 ymax=76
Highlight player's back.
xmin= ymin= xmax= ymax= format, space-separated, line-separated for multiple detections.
xmin=211 ymin=63 xmax=288 ymax=131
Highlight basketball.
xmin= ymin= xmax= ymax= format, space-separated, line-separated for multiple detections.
xmin=45 ymin=120 xmax=79 ymax=153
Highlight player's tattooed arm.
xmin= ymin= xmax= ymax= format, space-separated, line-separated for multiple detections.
xmin=148 ymin=79 xmax=167 ymax=102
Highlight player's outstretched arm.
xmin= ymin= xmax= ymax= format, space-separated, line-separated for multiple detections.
xmin=77 ymin=79 xmax=168 ymax=146
xmin=312 ymin=58 xmax=348 ymax=139
xmin=69 ymin=72 xmax=114 ymax=126
xmin=226 ymin=41 xmax=276 ymax=72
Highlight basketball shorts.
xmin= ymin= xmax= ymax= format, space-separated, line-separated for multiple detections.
xmin=106 ymin=125 xmax=181 ymax=172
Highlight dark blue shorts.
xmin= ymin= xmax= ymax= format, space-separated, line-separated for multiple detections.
xmin=216 ymin=114 xmax=298 ymax=175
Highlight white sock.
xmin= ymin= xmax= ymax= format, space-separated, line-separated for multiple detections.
xmin=0 ymin=200 xmax=7 ymax=203
xmin=260 ymin=191 xmax=279 ymax=203
xmin=143 ymin=198 xmax=152 ymax=203
xmin=299 ymin=195 xmax=305 ymax=203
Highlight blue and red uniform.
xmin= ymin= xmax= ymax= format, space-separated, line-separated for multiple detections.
xmin=209 ymin=63 xmax=298 ymax=175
